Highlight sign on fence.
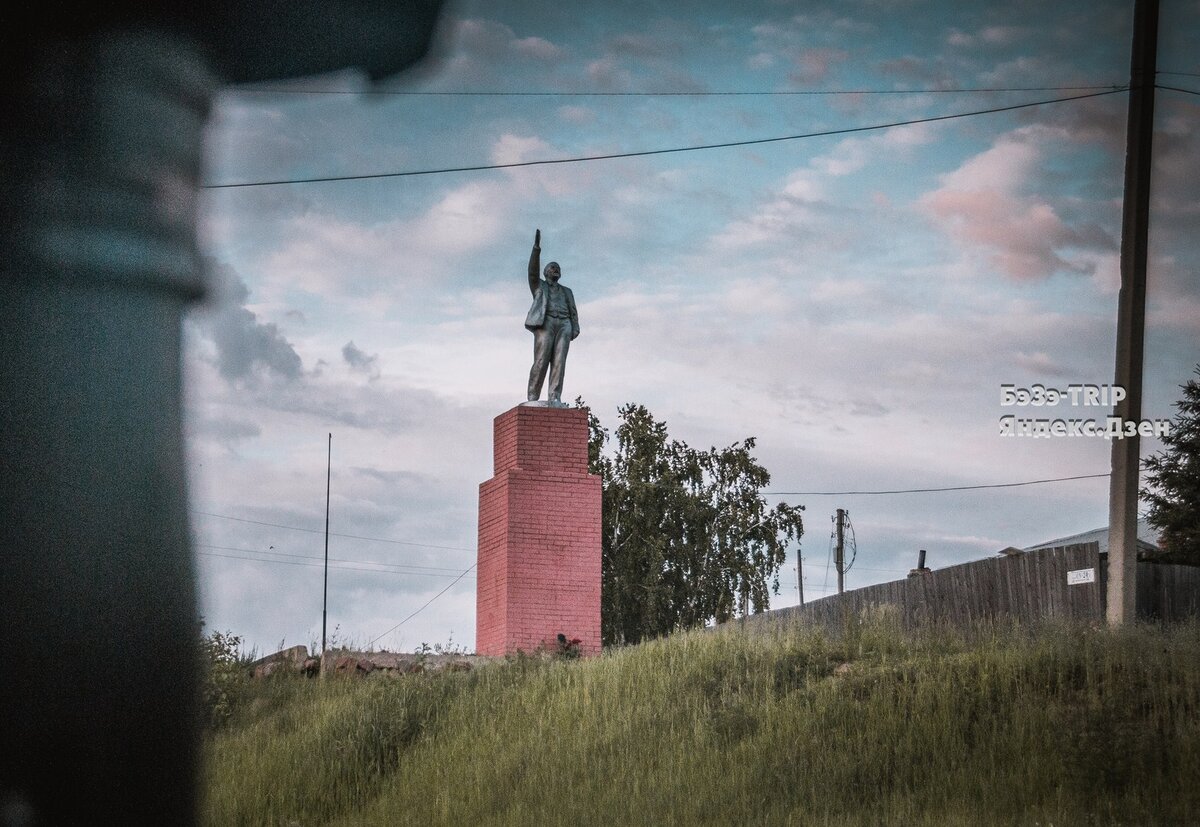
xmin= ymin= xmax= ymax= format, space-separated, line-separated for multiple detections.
xmin=1067 ymin=568 xmax=1096 ymax=585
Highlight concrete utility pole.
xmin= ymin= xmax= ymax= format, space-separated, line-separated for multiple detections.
xmin=835 ymin=508 xmax=846 ymax=595
xmin=797 ymin=555 xmax=805 ymax=606
xmin=1107 ymin=0 xmax=1159 ymax=626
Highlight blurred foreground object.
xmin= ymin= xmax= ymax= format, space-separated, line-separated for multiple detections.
xmin=0 ymin=5 xmax=444 ymax=824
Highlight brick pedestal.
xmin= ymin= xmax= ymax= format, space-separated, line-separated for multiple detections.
xmin=476 ymin=405 xmax=602 ymax=656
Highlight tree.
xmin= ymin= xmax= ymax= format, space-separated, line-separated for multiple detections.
xmin=197 ymin=623 xmax=250 ymax=729
xmin=582 ymin=401 xmax=804 ymax=646
xmin=1141 ymin=365 xmax=1200 ymax=565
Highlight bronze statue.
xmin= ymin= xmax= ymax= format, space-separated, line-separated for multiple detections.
xmin=524 ymin=229 xmax=579 ymax=406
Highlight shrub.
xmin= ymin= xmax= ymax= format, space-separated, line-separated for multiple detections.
xmin=198 ymin=626 xmax=251 ymax=729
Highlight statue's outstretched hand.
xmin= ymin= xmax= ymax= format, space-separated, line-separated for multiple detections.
xmin=534 ymin=229 xmax=541 ymax=249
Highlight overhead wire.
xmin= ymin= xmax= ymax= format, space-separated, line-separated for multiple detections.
xmin=223 ymin=84 xmax=1124 ymax=97
xmin=842 ymin=511 xmax=858 ymax=576
xmin=191 ymin=508 xmax=473 ymax=553
xmin=766 ymin=472 xmax=1110 ymax=496
xmin=194 ymin=542 xmax=474 ymax=577
xmin=203 ymin=87 xmax=1128 ymax=189
xmin=1156 ymin=84 xmax=1200 ymax=96
xmin=368 ymin=565 xmax=477 ymax=647
xmin=197 ymin=549 xmax=476 ymax=579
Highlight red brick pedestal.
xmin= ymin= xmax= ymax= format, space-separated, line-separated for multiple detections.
xmin=476 ymin=405 xmax=602 ymax=656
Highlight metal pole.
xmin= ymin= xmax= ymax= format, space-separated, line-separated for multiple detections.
xmin=1107 ymin=0 xmax=1159 ymax=626
xmin=322 ymin=433 xmax=332 ymax=656
xmin=835 ymin=509 xmax=846 ymax=595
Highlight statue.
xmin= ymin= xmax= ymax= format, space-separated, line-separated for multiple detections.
xmin=524 ymin=229 xmax=579 ymax=406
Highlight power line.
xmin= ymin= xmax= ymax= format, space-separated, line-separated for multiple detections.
xmin=224 ymin=84 xmax=1123 ymax=97
xmin=1156 ymin=84 xmax=1199 ymax=96
xmin=203 ymin=88 xmax=1127 ymax=189
xmin=1158 ymin=70 xmax=1200 ymax=78
xmin=368 ymin=565 xmax=477 ymax=647
xmin=766 ymin=472 xmax=1110 ymax=496
xmin=195 ymin=542 xmax=472 ymax=575
xmin=197 ymin=549 xmax=476 ymax=579
xmin=191 ymin=509 xmax=473 ymax=553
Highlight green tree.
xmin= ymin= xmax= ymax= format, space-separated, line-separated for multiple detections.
xmin=583 ymin=402 xmax=804 ymax=646
xmin=197 ymin=623 xmax=250 ymax=729
xmin=1142 ymin=365 xmax=1200 ymax=565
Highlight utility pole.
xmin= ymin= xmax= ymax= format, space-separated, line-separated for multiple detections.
xmin=1107 ymin=0 xmax=1159 ymax=626
xmin=797 ymin=554 xmax=805 ymax=607
xmin=322 ymin=433 xmax=332 ymax=657
xmin=835 ymin=508 xmax=846 ymax=595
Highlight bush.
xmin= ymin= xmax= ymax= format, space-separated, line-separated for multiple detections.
xmin=198 ymin=626 xmax=251 ymax=729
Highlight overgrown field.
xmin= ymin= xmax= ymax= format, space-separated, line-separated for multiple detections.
xmin=203 ymin=615 xmax=1200 ymax=826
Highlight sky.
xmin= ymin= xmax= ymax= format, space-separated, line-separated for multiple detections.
xmin=186 ymin=0 xmax=1200 ymax=657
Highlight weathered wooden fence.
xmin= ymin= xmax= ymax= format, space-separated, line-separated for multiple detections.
xmin=1137 ymin=558 xmax=1200 ymax=621
xmin=740 ymin=543 xmax=1200 ymax=632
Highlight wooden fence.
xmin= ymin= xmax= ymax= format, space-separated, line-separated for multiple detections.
xmin=1137 ymin=558 xmax=1200 ymax=621
xmin=740 ymin=543 xmax=1199 ymax=632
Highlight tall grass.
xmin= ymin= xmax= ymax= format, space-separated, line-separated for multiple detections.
xmin=203 ymin=615 xmax=1200 ymax=826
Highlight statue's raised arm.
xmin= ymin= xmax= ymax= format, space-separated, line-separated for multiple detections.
xmin=528 ymin=228 xmax=541 ymax=296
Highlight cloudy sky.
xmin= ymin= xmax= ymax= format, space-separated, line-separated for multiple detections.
xmin=187 ymin=0 xmax=1200 ymax=656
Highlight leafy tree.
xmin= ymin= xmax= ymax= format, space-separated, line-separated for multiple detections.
xmin=1142 ymin=365 xmax=1200 ymax=565
xmin=582 ymin=401 xmax=804 ymax=646
xmin=197 ymin=623 xmax=250 ymax=729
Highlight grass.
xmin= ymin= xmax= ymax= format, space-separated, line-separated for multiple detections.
xmin=202 ymin=613 xmax=1200 ymax=826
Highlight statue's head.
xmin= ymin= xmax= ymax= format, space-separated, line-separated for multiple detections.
xmin=544 ymin=261 xmax=561 ymax=283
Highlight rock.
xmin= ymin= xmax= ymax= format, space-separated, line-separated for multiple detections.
xmin=334 ymin=656 xmax=374 ymax=676
xmin=253 ymin=661 xmax=283 ymax=679
xmin=248 ymin=644 xmax=310 ymax=678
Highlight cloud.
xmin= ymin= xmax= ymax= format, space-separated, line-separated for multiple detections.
xmin=342 ymin=341 xmax=381 ymax=380
xmin=557 ymin=105 xmax=596 ymax=125
xmin=512 ymin=36 xmax=564 ymax=61
xmin=708 ymin=169 xmax=827 ymax=250
xmin=260 ymin=179 xmax=509 ymax=298
xmin=875 ymin=55 xmax=955 ymax=87
xmin=586 ymin=56 xmax=633 ymax=90
xmin=788 ymin=47 xmax=848 ymax=85
xmin=490 ymin=134 xmax=554 ymax=166
xmin=707 ymin=123 xmax=932 ymax=253
xmin=980 ymin=25 xmax=1023 ymax=45
xmin=436 ymin=18 xmax=567 ymax=85
xmin=609 ymin=32 xmax=680 ymax=59
xmin=450 ymin=18 xmax=564 ymax=62
xmin=946 ymin=29 xmax=974 ymax=47
xmin=918 ymin=126 xmax=1116 ymax=280
xmin=1014 ymin=351 xmax=1074 ymax=378
xmin=190 ymin=415 xmax=262 ymax=444
xmin=198 ymin=260 xmax=303 ymax=384
xmin=748 ymin=52 xmax=774 ymax=70
xmin=448 ymin=18 xmax=515 ymax=60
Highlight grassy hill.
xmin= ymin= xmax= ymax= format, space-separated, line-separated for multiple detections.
xmin=202 ymin=613 xmax=1200 ymax=826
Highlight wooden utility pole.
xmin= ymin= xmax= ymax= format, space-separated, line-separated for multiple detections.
xmin=1107 ymin=0 xmax=1159 ymax=626
xmin=835 ymin=508 xmax=846 ymax=595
